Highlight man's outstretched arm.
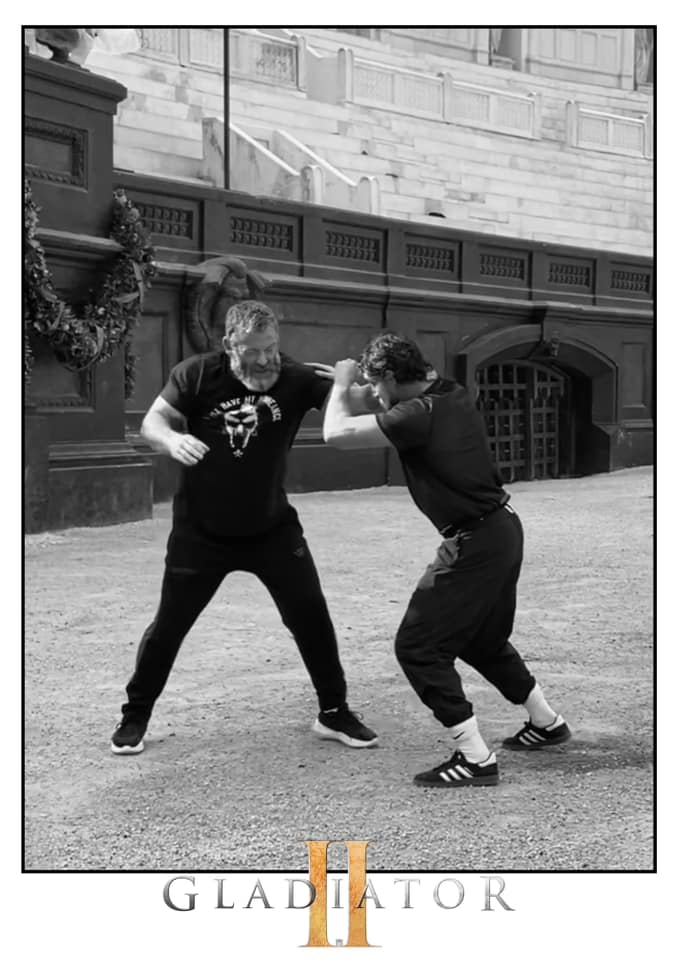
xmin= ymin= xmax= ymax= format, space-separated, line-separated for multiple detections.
xmin=322 ymin=360 xmax=392 ymax=450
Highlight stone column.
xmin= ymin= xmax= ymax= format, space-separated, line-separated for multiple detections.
xmin=474 ymin=28 xmax=490 ymax=65
xmin=619 ymin=27 xmax=636 ymax=90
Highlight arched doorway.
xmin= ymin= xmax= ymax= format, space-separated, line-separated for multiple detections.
xmin=477 ymin=361 xmax=570 ymax=482
xmin=456 ymin=324 xmax=619 ymax=479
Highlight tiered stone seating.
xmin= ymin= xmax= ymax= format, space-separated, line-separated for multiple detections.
xmin=229 ymin=28 xmax=653 ymax=255
xmin=26 ymin=28 xmax=652 ymax=254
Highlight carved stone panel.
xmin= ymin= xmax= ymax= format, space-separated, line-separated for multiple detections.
xmin=479 ymin=248 xmax=528 ymax=282
xmin=324 ymin=229 xmax=381 ymax=264
xmin=25 ymin=117 xmax=88 ymax=188
xmin=229 ymin=215 xmax=295 ymax=252
xmin=610 ymin=264 xmax=653 ymax=298
xmin=405 ymin=239 xmax=459 ymax=276
xmin=135 ymin=202 xmax=194 ymax=239
xmin=547 ymin=258 xmax=593 ymax=290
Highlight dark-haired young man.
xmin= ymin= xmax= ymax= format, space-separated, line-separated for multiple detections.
xmin=323 ymin=332 xmax=570 ymax=787
xmin=111 ymin=301 xmax=378 ymax=754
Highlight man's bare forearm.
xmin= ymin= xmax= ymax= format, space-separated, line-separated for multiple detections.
xmin=323 ymin=383 xmax=354 ymax=443
xmin=141 ymin=410 xmax=186 ymax=455
xmin=348 ymin=383 xmax=381 ymax=414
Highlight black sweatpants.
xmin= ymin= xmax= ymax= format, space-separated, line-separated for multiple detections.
xmin=122 ymin=516 xmax=347 ymax=720
xmin=395 ymin=505 xmax=535 ymax=727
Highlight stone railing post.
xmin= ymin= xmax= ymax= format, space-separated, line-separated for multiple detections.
xmin=337 ymin=47 xmax=354 ymax=103
xmin=441 ymin=72 xmax=454 ymax=122
xmin=301 ymin=164 xmax=324 ymax=204
xmin=295 ymin=34 xmax=307 ymax=91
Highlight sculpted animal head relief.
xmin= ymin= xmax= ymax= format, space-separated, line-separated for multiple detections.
xmin=185 ymin=255 xmax=269 ymax=353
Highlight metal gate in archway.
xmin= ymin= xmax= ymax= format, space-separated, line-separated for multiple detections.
xmin=477 ymin=362 xmax=569 ymax=483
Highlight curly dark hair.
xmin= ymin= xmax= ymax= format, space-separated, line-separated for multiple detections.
xmin=359 ymin=331 xmax=432 ymax=384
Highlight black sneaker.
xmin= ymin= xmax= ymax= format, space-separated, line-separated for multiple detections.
xmin=312 ymin=706 xmax=378 ymax=748
xmin=111 ymin=715 xmax=148 ymax=755
xmin=502 ymin=717 xmax=571 ymax=751
xmin=414 ymin=750 xmax=499 ymax=787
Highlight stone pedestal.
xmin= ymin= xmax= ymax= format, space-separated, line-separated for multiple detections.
xmin=24 ymin=405 xmax=50 ymax=533
xmin=24 ymin=55 xmax=154 ymax=531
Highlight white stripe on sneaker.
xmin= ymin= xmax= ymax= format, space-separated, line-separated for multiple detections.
xmin=439 ymin=771 xmax=451 ymax=782
xmin=446 ymin=768 xmax=462 ymax=780
xmin=456 ymin=766 xmax=473 ymax=778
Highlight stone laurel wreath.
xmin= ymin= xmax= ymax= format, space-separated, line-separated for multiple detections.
xmin=23 ymin=178 xmax=157 ymax=398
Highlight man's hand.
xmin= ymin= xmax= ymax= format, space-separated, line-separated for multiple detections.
xmin=333 ymin=359 xmax=361 ymax=388
xmin=167 ymin=433 xmax=210 ymax=466
xmin=304 ymin=361 xmax=335 ymax=381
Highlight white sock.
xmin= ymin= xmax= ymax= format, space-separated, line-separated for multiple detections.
xmin=524 ymin=683 xmax=559 ymax=728
xmin=450 ymin=715 xmax=493 ymax=763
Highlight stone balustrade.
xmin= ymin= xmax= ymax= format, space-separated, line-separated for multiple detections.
xmin=338 ymin=48 xmax=541 ymax=138
xmin=566 ymin=101 xmax=652 ymax=159
xmin=229 ymin=29 xmax=305 ymax=90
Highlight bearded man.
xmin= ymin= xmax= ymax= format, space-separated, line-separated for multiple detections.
xmin=111 ymin=301 xmax=377 ymax=755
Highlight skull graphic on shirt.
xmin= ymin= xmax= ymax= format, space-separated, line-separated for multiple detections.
xmin=207 ymin=396 xmax=283 ymax=459
xmin=219 ymin=402 xmax=260 ymax=457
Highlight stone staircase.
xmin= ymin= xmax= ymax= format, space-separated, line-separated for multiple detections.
xmin=228 ymin=79 xmax=651 ymax=253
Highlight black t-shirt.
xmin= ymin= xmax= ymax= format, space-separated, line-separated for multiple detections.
xmin=376 ymin=378 xmax=506 ymax=533
xmin=161 ymin=351 xmax=330 ymax=536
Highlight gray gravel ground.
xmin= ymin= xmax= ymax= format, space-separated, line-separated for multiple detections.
xmin=24 ymin=466 xmax=654 ymax=872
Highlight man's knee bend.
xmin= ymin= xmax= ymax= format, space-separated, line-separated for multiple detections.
xmin=512 ymin=675 xmax=536 ymax=704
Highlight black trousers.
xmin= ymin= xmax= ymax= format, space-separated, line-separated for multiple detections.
xmin=122 ymin=516 xmax=347 ymax=719
xmin=395 ymin=505 xmax=536 ymax=728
